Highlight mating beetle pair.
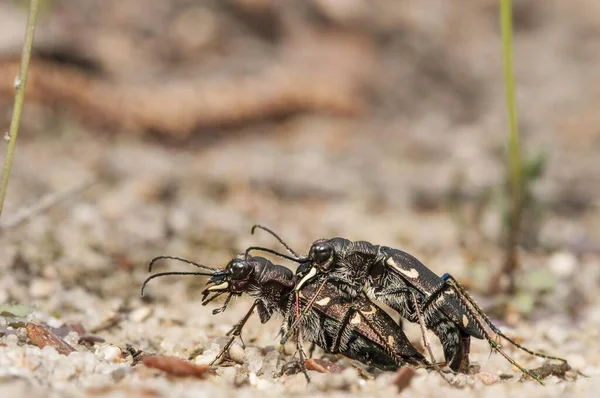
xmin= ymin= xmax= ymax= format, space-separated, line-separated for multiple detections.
xmin=142 ymin=225 xmax=567 ymax=384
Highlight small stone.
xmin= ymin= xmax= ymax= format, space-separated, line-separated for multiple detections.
xmin=249 ymin=372 xmax=275 ymax=390
xmin=228 ymin=342 xmax=245 ymax=364
xmin=194 ymin=343 xmax=221 ymax=366
xmin=548 ymin=251 xmax=577 ymax=278
xmin=194 ymin=354 xmax=216 ymax=366
xmin=129 ymin=307 xmax=153 ymax=323
xmin=219 ymin=366 xmax=237 ymax=384
xmin=29 ymin=279 xmax=57 ymax=299
xmin=477 ymin=371 xmax=500 ymax=385
xmin=98 ymin=344 xmax=123 ymax=362
xmin=5 ymin=334 xmax=19 ymax=347
xmin=248 ymin=355 xmax=263 ymax=374
xmin=64 ymin=331 xmax=81 ymax=347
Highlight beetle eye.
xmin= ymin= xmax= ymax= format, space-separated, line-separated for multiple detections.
xmin=229 ymin=260 xmax=252 ymax=280
xmin=311 ymin=243 xmax=333 ymax=266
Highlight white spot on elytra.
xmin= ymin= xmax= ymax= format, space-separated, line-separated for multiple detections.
xmin=386 ymin=258 xmax=420 ymax=279
xmin=315 ymin=297 xmax=331 ymax=306
xmin=388 ymin=335 xmax=395 ymax=346
xmin=462 ymin=314 xmax=469 ymax=328
xmin=350 ymin=313 xmax=362 ymax=325
xmin=360 ymin=305 xmax=378 ymax=315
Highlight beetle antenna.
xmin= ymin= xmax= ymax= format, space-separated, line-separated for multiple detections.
xmin=148 ymin=256 xmax=218 ymax=273
xmin=244 ymin=246 xmax=309 ymax=263
xmin=251 ymin=225 xmax=302 ymax=259
xmin=141 ymin=271 xmax=213 ymax=296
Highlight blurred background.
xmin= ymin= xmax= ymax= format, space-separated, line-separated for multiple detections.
xmin=0 ymin=0 xmax=599 ymax=394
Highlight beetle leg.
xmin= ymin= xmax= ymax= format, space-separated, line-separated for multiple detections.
xmin=443 ymin=274 xmax=568 ymax=365
xmin=295 ymin=330 xmax=311 ymax=382
xmin=210 ymin=301 xmax=258 ymax=366
xmin=410 ymin=291 xmax=453 ymax=385
xmin=281 ymin=278 xmax=328 ymax=345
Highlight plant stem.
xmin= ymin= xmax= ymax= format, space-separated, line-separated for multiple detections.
xmin=0 ymin=0 xmax=41 ymax=219
xmin=501 ymin=0 xmax=522 ymax=294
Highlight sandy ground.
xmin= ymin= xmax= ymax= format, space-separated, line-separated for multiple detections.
xmin=1 ymin=0 xmax=600 ymax=397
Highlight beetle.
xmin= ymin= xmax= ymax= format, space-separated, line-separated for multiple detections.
xmin=296 ymin=237 xmax=482 ymax=374
xmin=141 ymin=253 xmax=429 ymax=379
xmin=248 ymin=225 xmax=567 ymax=384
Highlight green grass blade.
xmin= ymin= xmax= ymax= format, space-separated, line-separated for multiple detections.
xmin=0 ymin=0 xmax=42 ymax=218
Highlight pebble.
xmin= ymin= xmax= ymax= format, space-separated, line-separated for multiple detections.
xmin=194 ymin=354 xmax=217 ymax=366
xmin=249 ymin=372 xmax=276 ymax=390
xmin=29 ymin=279 xmax=57 ymax=299
xmin=195 ymin=343 xmax=221 ymax=366
xmin=129 ymin=307 xmax=153 ymax=323
xmin=548 ymin=251 xmax=577 ymax=278
xmin=97 ymin=345 xmax=123 ymax=362
xmin=63 ymin=331 xmax=81 ymax=347
xmin=246 ymin=347 xmax=263 ymax=374
xmin=228 ymin=343 xmax=245 ymax=364
xmin=218 ymin=366 xmax=237 ymax=384
xmin=248 ymin=355 xmax=263 ymax=374
xmin=477 ymin=371 xmax=500 ymax=385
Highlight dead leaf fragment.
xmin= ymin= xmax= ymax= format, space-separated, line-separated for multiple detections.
xmin=392 ymin=367 xmax=416 ymax=392
xmin=26 ymin=322 xmax=76 ymax=355
xmin=78 ymin=334 xmax=106 ymax=344
xmin=305 ymin=358 xmax=345 ymax=373
xmin=523 ymin=361 xmax=571 ymax=381
xmin=142 ymin=355 xmax=216 ymax=378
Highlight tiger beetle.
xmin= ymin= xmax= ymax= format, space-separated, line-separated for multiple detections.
xmin=141 ymin=253 xmax=430 ymax=381
xmin=248 ymin=225 xmax=568 ymax=385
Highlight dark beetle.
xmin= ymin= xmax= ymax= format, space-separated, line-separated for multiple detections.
xmin=295 ymin=237 xmax=483 ymax=372
xmin=141 ymin=254 xmax=429 ymax=376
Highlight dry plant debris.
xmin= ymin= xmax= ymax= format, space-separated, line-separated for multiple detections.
xmin=522 ymin=361 xmax=572 ymax=381
xmin=0 ymin=30 xmax=371 ymax=137
xmin=305 ymin=358 xmax=345 ymax=373
xmin=142 ymin=355 xmax=217 ymax=379
xmin=25 ymin=322 xmax=76 ymax=355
